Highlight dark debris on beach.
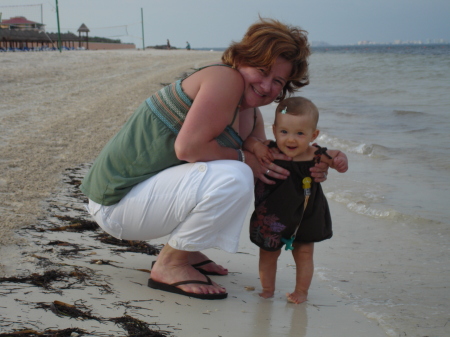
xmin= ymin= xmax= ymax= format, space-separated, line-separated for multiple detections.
xmin=1 ymin=164 xmax=171 ymax=337
xmin=35 ymin=300 xmax=100 ymax=321
xmin=111 ymin=315 xmax=172 ymax=337
xmin=1 ymin=299 xmax=173 ymax=337
xmin=0 ymin=266 xmax=106 ymax=294
xmin=0 ymin=314 xmax=173 ymax=337
xmin=21 ymin=165 xmax=162 ymax=257
xmin=0 ymin=270 xmax=66 ymax=291
xmin=49 ymin=215 xmax=99 ymax=232
xmin=0 ymin=328 xmax=88 ymax=337
xmin=94 ymin=232 xmax=161 ymax=255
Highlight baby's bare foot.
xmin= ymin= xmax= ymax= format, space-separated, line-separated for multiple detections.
xmin=286 ymin=291 xmax=308 ymax=304
xmin=259 ymin=290 xmax=274 ymax=299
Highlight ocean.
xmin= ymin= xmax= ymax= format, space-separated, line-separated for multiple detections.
xmin=259 ymin=44 xmax=450 ymax=336
xmin=263 ymin=44 xmax=450 ymax=225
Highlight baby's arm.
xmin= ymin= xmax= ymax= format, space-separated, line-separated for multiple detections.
xmin=319 ymin=149 xmax=348 ymax=173
xmin=243 ymin=136 xmax=274 ymax=166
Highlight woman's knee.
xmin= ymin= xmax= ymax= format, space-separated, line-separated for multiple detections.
xmin=199 ymin=161 xmax=253 ymax=209
xmin=220 ymin=161 xmax=254 ymax=199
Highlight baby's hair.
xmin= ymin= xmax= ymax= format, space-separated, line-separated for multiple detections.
xmin=275 ymin=96 xmax=319 ymax=128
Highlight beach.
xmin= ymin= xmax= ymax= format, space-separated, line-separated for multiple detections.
xmin=0 ymin=48 xmax=449 ymax=337
xmin=0 ymin=49 xmax=222 ymax=248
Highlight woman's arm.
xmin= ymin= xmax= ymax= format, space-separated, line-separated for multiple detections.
xmin=175 ymin=66 xmax=244 ymax=162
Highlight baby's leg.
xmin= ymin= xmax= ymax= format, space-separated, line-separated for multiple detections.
xmin=287 ymin=242 xmax=314 ymax=304
xmin=258 ymin=248 xmax=281 ymax=298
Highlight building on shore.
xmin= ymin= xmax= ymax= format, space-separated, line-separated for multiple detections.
xmin=1 ymin=16 xmax=135 ymax=51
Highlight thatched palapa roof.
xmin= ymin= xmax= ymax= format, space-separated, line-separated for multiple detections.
xmin=0 ymin=30 xmax=80 ymax=43
xmin=77 ymin=24 xmax=90 ymax=33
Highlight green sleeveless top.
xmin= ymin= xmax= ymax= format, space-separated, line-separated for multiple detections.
xmin=80 ymin=64 xmax=243 ymax=206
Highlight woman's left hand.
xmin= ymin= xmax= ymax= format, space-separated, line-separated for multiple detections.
xmin=310 ymin=161 xmax=329 ymax=182
xmin=245 ymin=151 xmax=290 ymax=184
xmin=257 ymin=151 xmax=292 ymax=184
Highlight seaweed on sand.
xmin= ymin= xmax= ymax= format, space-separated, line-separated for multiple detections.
xmin=0 ymin=267 xmax=96 ymax=292
xmin=49 ymin=216 xmax=99 ymax=232
xmin=0 ymin=328 xmax=87 ymax=336
xmin=0 ymin=315 xmax=172 ymax=337
xmin=46 ymin=215 xmax=161 ymax=255
xmin=110 ymin=315 xmax=172 ymax=337
xmin=0 ymin=270 xmax=66 ymax=291
xmin=95 ymin=232 xmax=161 ymax=255
xmin=35 ymin=300 xmax=100 ymax=321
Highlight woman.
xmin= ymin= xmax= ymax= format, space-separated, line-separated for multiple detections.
xmin=81 ymin=18 xmax=327 ymax=300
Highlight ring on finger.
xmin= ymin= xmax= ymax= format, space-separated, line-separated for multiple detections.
xmin=323 ymin=173 xmax=327 ymax=178
xmin=266 ymin=169 xmax=270 ymax=175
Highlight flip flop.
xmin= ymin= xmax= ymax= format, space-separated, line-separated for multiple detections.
xmin=191 ymin=259 xmax=227 ymax=276
xmin=147 ymin=275 xmax=228 ymax=300
xmin=151 ymin=260 xmax=227 ymax=276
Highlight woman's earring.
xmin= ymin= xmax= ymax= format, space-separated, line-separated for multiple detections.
xmin=276 ymin=90 xmax=284 ymax=100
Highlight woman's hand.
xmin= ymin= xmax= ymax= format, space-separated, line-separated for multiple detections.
xmin=245 ymin=150 xmax=291 ymax=184
xmin=310 ymin=161 xmax=329 ymax=182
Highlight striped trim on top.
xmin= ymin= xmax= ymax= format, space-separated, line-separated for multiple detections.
xmin=146 ymin=79 xmax=243 ymax=149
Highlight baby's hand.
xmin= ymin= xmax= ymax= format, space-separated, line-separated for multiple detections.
xmin=332 ymin=155 xmax=348 ymax=173
xmin=254 ymin=142 xmax=274 ymax=166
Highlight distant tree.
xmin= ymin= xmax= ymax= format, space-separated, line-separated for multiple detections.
xmin=88 ymin=36 xmax=122 ymax=44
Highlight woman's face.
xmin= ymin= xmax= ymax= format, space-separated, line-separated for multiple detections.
xmin=237 ymin=57 xmax=292 ymax=109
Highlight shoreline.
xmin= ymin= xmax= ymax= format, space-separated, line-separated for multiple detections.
xmin=2 ymin=49 xmax=448 ymax=337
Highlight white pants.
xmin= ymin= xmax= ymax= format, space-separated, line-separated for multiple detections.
xmin=87 ymin=160 xmax=254 ymax=253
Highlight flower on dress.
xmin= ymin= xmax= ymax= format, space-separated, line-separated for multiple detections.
xmin=270 ymin=221 xmax=285 ymax=233
xmin=263 ymin=213 xmax=279 ymax=226
xmin=267 ymin=234 xmax=281 ymax=248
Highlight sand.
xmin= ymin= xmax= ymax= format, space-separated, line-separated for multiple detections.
xmin=0 ymin=49 xmax=219 ymax=247
xmin=0 ymin=163 xmax=387 ymax=336
xmin=0 ymin=49 xmax=436 ymax=336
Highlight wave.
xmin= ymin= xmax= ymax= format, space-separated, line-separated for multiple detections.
xmin=317 ymin=134 xmax=390 ymax=158
xmin=404 ymin=127 xmax=430 ymax=133
xmin=393 ymin=110 xmax=426 ymax=116
xmin=333 ymin=111 xmax=357 ymax=118
xmin=263 ymin=129 xmax=393 ymax=159
xmin=325 ymin=191 xmax=445 ymax=226
xmin=312 ymin=44 xmax=450 ymax=56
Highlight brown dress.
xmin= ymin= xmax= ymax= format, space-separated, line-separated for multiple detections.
xmin=250 ymin=159 xmax=332 ymax=251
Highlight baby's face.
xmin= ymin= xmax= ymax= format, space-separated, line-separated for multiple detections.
xmin=273 ymin=113 xmax=318 ymax=160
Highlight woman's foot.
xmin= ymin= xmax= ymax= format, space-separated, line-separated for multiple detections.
xmin=286 ymin=290 xmax=308 ymax=304
xmin=151 ymin=248 xmax=226 ymax=296
xmin=188 ymin=251 xmax=228 ymax=275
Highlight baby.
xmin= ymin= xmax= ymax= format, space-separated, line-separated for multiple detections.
xmin=244 ymin=96 xmax=348 ymax=303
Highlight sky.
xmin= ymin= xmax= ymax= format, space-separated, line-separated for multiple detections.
xmin=3 ymin=0 xmax=450 ymax=48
